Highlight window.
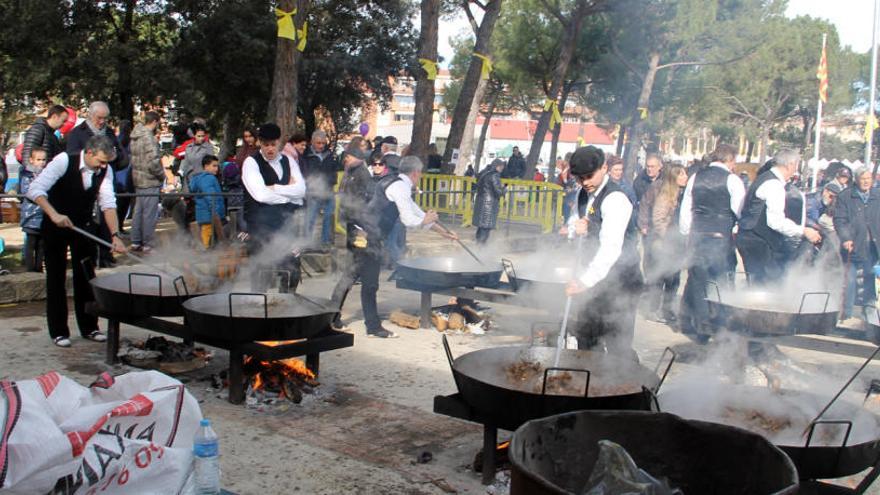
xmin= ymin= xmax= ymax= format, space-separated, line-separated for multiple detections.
xmin=395 ymin=95 xmax=415 ymax=106
xmin=394 ymin=114 xmax=415 ymax=122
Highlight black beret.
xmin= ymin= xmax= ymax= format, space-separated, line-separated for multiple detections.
xmin=569 ymin=146 xmax=605 ymax=177
xmin=258 ymin=123 xmax=281 ymax=141
xmin=382 ymin=136 xmax=398 ymax=146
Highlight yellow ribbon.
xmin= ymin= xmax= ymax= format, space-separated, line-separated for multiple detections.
xmin=418 ymin=58 xmax=438 ymax=80
xmin=866 ymin=114 xmax=879 ymax=142
xmin=296 ymin=21 xmax=308 ymax=52
xmin=638 ymin=107 xmax=648 ymax=120
xmin=577 ymin=136 xmax=585 ymax=147
xmin=473 ymin=52 xmax=492 ymax=80
xmin=544 ymin=99 xmax=563 ymax=130
xmin=275 ymin=8 xmax=296 ymax=41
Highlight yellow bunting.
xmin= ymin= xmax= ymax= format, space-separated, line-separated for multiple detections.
xmin=473 ymin=52 xmax=493 ymax=80
xmin=638 ymin=107 xmax=648 ymax=120
xmin=275 ymin=8 xmax=296 ymax=41
xmin=418 ymin=58 xmax=438 ymax=80
xmin=296 ymin=21 xmax=308 ymax=52
xmin=866 ymin=114 xmax=879 ymax=142
xmin=544 ymin=99 xmax=563 ymax=130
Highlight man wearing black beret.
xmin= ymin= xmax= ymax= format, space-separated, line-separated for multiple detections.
xmin=563 ymin=146 xmax=643 ymax=357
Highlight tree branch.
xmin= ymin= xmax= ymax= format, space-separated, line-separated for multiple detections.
xmin=610 ymin=41 xmax=644 ymax=80
xmin=537 ymin=0 xmax=568 ymax=26
xmin=462 ymin=1 xmax=479 ymax=34
xmin=656 ymin=45 xmax=759 ymax=70
xmin=472 ymin=0 xmax=487 ymax=10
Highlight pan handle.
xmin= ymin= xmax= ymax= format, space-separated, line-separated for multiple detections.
xmin=128 ymin=272 xmax=162 ymax=297
xmin=441 ymin=334 xmax=455 ymax=371
xmin=260 ymin=269 xmax=291 ymax=294
xmin=501 ymin=258 xmax=518 ymax=292
xmin=642 ymin=386 xmax=661 ymax=412
xmin=706 ymin=281 xmax=722 ymax=303
xmin=541 ymin=367 xmax=591 ymax=398
xmin=652 ymin=347 xmax=676 ymax=394
xmin=229 ymin=292 xmax=268 ymax=319
xmin=172 ymin=275 xmax=190 ymax=298
xmin=805 ymin=419 xmax=853 ymax=449
xmin=798 ymin=291 xmax=831 ymax=315
xmin=864 ymin=379 xmax=880 ymax=404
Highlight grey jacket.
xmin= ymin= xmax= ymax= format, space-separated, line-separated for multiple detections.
xmin=130 ymin=123 xmax=164 ymax=188
xmin=180 ymin=141 xmax=213 ymax=179
xmin=834 ymin=186 xmax=880 ymax=263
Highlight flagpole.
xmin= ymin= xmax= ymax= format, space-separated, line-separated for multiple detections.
xmin=813 ymin=33 xmax=827 ymax=192
xmin=867 ymin=0 xmax=879 ymax=168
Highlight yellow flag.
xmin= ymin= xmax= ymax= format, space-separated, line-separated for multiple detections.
xmin=866 ymin=114 xmax=879 ymax=142
xmin=418 ymin=58 xmax=438 ymax=80
xmin=544 ymin=99 xmax=563 ymax=130
xmin=638 ymin=107 xmax=648 ymax=120
xmin=296 ymin=21 xmax=308 ymax=52
xmin=275 ymin=8 xmax=296 ymax=41
xmin=473 ymin=52 xmax=493 ymax=80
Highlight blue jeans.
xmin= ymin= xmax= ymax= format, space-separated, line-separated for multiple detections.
xmin=844 ymin=258 xmax=877 ymax=319
xmin=307 ymin=196 xmax=335 ymax=244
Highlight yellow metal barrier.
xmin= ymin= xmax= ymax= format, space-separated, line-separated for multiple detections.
xmin=332 ymin=172 xmax=563 ymax=235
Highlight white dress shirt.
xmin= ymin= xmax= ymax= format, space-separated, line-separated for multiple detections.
xmin=385 ymin=174 xmax=429 ymax=228
xmin=27 ymin=152 xmax=116 ymax=211
xmin=754 ymin=168 xmax=804 ymax=238
xmin=242 ymin=151 xmax=306 ymax=206
xmin=566 ymin=175 xmax=633 ymax=289
xmin=678 ymin=162 xmax=746 ymax=236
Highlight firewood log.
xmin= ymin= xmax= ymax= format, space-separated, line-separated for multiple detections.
xmin=432 ymin=313 xmax=448 ymax=331
xmin=390 ymin=310 xmax=421 ymax=329
xmin=447 ymin=312 xmax=466 ymax=330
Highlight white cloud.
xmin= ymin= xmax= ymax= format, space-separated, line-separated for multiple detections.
xmin=786 ymin=0 xmax=874 ymax=52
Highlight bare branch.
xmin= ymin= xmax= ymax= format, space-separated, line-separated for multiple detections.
xmin=462 ymin=1 xmax=479 ymax=34
xmin=472 ymin=0 xmax=487 ymax=9
xmin=537 ymin=0 xmax=568 ymax=26
xmin=610 ymin=41 xmax=645 ymax=80
xmin=656 ymin=45 xmax=759 ymax=70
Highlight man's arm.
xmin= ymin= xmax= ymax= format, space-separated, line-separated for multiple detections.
xmin=101 ymin=208 xmax=126 ymax=253
xmin=273 ymin=160 xmax=307 ymax=201
xmin=678 ymin=174 xmax=696 ymax=235
xmin=759 ymin=180 xmax=805 ymax=238
xmin=577 ymin=191 xmax=631 ymax=289
xmin=727 ymin=173 xmax=746 ymax=218
xmin=387 ymin=181 xmax=427 ymax=228
xmin=241 ymin=157 xmax=291 ymax=204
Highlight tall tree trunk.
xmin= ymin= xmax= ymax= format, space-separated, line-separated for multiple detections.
xmin=622 ymin=51 xmax=660 ymax=179
xmin=524 ymin=1 xmax=591 ymax=177
xmin=758 ymin=124 xmax=770 ymax=165
xmin=268 ymin=0 xmax=309 ymax=139
xmin=615 ymin=125 xmax=626 ymax=157
xmin=745 ymin=140 xmax=754 ymax=164
xmin=410 ymin=0 xmax=440 ymax=163
xmin=548 ymin=84 xmax=572 ymax=182
xmin=474 ymin=91 xmax=498 ymax=172
xmin=456 ymin=77 xmax=489 ymax=174
xmin=303 ymin=105 xmax=317 ymax=139
xmin=801 ymin=112 xmax=814 ymax=156
xmin=115 ymin=0 xmax=136 ymax=122
xmin=219 ymin=111 xmax=242 ymax=161
xmin=442 ymin=0 xmax=503 ymax=164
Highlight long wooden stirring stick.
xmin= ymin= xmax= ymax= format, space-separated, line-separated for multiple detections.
xmin=554 ymin=233 xmax=584 ymax=367
xmin=435 ymin=220 xmax=484 ymax=265
xmin=70 ymin=225 xmax=179 ymax=277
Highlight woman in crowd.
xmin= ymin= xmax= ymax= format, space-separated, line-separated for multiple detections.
xmin=648 ymin=163 xmax=688 ymax=323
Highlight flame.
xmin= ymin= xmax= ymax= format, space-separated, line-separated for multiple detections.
xmin=496 ymin=441 xmax=510 ymax=450
xmin=246 ymin=343 xmax=315 ymax=399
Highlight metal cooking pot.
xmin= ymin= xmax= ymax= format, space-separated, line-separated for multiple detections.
xmin=505 ymin=260 xmax=572 ymax=294
xmin=509 ymin=410 xmax=798 ymax=495
xmin=706 ymin=284 xmax=838 ymax=336
xmin=182 ymin=292 xmax=336 ymax=342
xmin=442 ymin=336 xmax=672 ymax=430
xmin=90 ymin=271 xmax=220 ymax=317
xmin=659 ymin=384 xmax=880 ymax=480
xmin=395 ymin=256 xmax=503 ymax=289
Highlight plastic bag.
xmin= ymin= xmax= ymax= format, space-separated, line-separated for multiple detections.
xmin=582 ymin=440 xmax=682 ymax=495
xmin=0 ymin=370 xmax=202 ymax=494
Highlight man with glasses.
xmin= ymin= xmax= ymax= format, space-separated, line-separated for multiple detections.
xmin=563 ymin=146 xmax=643 ymax=357
xmin=28 ymin=135 xmax=127 ymax=348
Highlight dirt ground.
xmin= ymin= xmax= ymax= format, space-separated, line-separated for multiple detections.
xmin=3 ymin=248 xmax=880 ymax=494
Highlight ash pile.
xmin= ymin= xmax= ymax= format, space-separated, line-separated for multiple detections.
xmin=117 ymin=336 xmax=211 ymax=374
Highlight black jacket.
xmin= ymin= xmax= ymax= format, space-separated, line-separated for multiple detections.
xmin=473 ymin=168 xmax=505 ymax=229
xmin=504 ymin=153 xmax=526 ymax=179
xmin=301 ymin=147 xmax=342 ymax=198
xmin=65 ymin=122 xmax=126 ymax=170
xmin=22 ymin=118 xmax=62 ymax=166
xmin=633 ymin=170 xmax=656 ymax=203
xmin=834 ymin=186 xmax=880 ymax=263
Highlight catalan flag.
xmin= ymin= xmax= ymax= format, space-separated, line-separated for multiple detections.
xmin=817 ymin=42 xmax=828 ymax=103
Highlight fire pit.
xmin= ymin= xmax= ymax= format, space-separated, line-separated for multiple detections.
xmin=509 ymin=410 xmax=798 ymax=495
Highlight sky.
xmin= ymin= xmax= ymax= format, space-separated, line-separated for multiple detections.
xmin=436 ymin=0 xmax=876 ymax=66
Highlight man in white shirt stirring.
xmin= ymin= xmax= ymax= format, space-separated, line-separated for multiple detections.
xmin=564 ymin=146 xmax=643 ymax=357
xmin=241 ymin=123 xmax=307 ymax=291
xmin=737 ymin=149 xmax=821 ymax=284
xmin=27 ymin=135 xmax=127 ymax=347
xmin=357 ymin=156 xmax=457 ymax=338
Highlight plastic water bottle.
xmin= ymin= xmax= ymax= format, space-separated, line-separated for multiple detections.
xmin=193 ymin=418 xmax=221 ymax=494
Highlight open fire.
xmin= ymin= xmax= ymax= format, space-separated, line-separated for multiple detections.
xmin=244 ymin=340 xmax=319 ymax=404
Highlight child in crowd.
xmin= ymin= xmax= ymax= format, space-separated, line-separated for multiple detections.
xmin=18 ymin=147 xmax=47 ymax=271
xmin=188 ymin=155 xmax=225 ymax=248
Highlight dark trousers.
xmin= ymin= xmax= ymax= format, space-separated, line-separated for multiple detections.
xmin=736 ymin=231 xmax=782 ymax=285
xmin=681 ymin=235 xmax=733 ymax=334
xmin=23 ymin=231 xmax=44 ymax=272
xmin=43 ymin=227 xmax=98 ymax=339
xmin=475 ymin=227 xmax=491 ymax=245
xmin=575 ymin=286 xmax=640 ymax=356
xmin=330 ymin=250 xmax=359 ymax=322
xmin=357 ymin=250 xmax=382 ymax=332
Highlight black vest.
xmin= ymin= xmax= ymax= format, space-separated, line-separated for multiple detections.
xmin=243 ymin=153 xmax=297 ymax=236
xmin=691 ymin=165 xmax=736 ymax=235
xmin=784 ymin=182 xmax=804 ymax=224
xmin=739 ymin=170 xmax=786 ymax=250
xmin=41 ymin=153 xmax=107 ymax=232
xmin=367 ymin=174 xmax=403 ymax=239
xmin=576 ymin=179 xmax=641 ymax=278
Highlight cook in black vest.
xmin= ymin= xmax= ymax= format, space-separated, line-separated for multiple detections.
xmin=241 ymin=123 xmax=307 ymax=292
xmin=358 ymin=156 xmax=457 ymax=338
xmin=564 ymin=146 xmax=644 ymax=357
xmin=677 ymin=144 xmax=746 ymax=338
xmin=26 ymin=135 xmax=127 ymax=348
xmin=737 ymin=149 xmax=821 ymax=284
